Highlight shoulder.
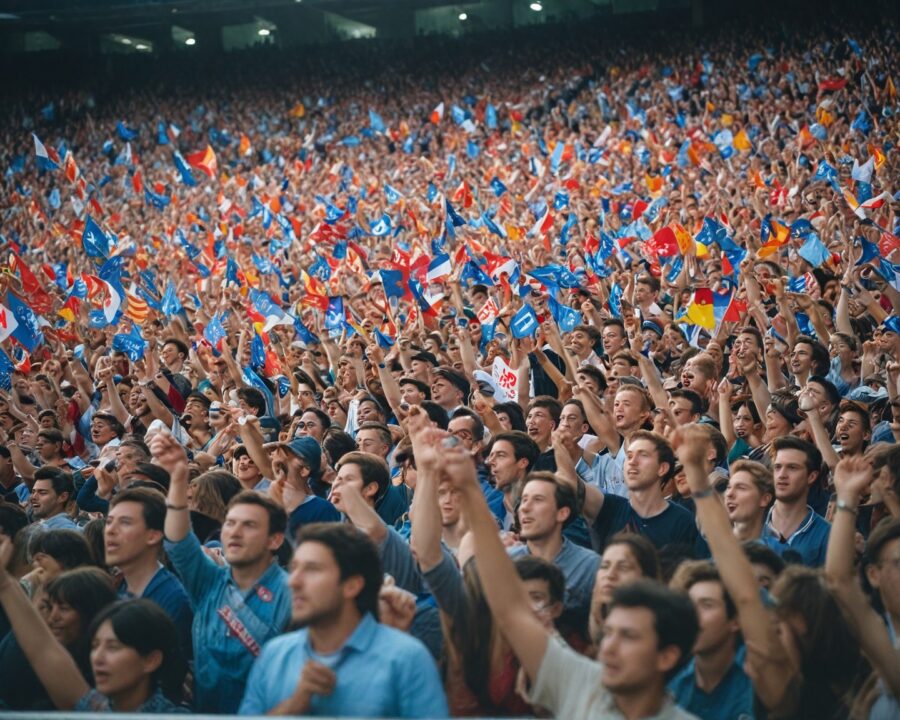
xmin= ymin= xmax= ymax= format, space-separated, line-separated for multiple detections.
xmin=257 ymin=628 xmax=306 ymax=662
xmin=374 ymin=623 xmax=435 ymax=663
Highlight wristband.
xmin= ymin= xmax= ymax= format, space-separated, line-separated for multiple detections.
xmin=165 ymin=502 xmax=188 ymax=511
xmin=692 ymin=487 xmax=714 ymax=499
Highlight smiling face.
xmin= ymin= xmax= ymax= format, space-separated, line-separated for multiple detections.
xmin=834 ymin=409 xmax=869 ymax=455
xmin=46 ymin=598 xmax=84 ymax=647
xmin=724 ymin=470 xmax=771 ymax=523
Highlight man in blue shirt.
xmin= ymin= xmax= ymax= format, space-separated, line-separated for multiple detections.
xmin=239 ymin=523 xmax=448 ymax=718
xmin=151 ymin=432 xmax=291 ymax=714
xmin=106 ymin=487 xmax=193 ymax=655
xmin=669 ymin=562 xmax=754 ymax=719
xmin=761 ymin=436 xmax=830 ymax=566
xmin=30 ymin=467 xmax=81 ymax=531
xmin=507 ymin=471 xmax=599 ymax=636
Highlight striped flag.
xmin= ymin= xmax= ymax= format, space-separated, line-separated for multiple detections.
xmin=124 ymin=290 xmax=150 ymax=325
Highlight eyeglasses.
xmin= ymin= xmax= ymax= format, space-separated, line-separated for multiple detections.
xmin=450 ymin=429 xmax=474 ymax=441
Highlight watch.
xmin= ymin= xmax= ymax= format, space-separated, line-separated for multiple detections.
xmin=835 ymin=498 xmax=858 ymax=515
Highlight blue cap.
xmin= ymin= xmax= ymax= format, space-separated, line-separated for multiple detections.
xmin=280 ymin=436 xmax=321 ymax=480
xmin=881 ymin=316 xmax=900 ymax=335
xmin=642 ymin=320 xmax=664 ymax=337
xmin=846 ymin=385 xmax=888 ymax=404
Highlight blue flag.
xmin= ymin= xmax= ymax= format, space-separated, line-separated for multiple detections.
xmin=325 ymin=297 xmax=344 ymax=332
xmin=384 ymin=184 xmax=403 ymax=205
xmin=547 ymin=296 xmax=581 ymax=333
xmin=798 ymin=232 xmax=830 ymax=268
xmin=144 ymin=187 xmax=170 ymax=209
xmin=250 ymin=333 xmax=266 ymax=371
xmin=82 ymin=216 xmax=111 ymax=259
xmin=160 ymin=280 xmax=182 ymax=316
xmin=204 ymin=314 xmax=227 ymax=347
xmin=511 ymin=304 xmax=540 ymax=339
xmin=293 ymin=315 xmax=319 ymax=345
xmin=112 ymin=324 xmax=146 ymax=361
xmin=173 ymin=151 xmax=197 ymax=186
xmin=7 ymin=294 xmax=44 ymax=351
xmin=116 ymin=121 xmax=138 ymax=141
xmin=490 ymin=177 xmax=507 ymax=197
xmin=485 ymin=103 xmax=498 ymax=130
xmin=370 ymin=214 xmax=392 ymax=237
xmin=368 ymin=109 xmax=386 ymax=133
xmin=375 ymin=329 xmax=394 ymax=348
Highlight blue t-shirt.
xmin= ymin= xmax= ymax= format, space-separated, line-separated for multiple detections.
xmin=591 ymin=495 xmax=699 ymax=554
xmin=761 ymin=505 xmax=831 ymax=567
xmin=669 ymin=645 xmax=754 ymax=720
xmin=375 ymin=484 xmax=410 ymax=528
xmin=118 ymin=565 xmax=193 ymax=657
xmin=288 ymin=495 xmax=341 ymax=539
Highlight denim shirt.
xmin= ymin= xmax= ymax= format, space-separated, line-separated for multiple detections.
xmin=164 ymin=531 xmax=290 ymax=714
xmin=118 ymin=564 xmax=194 ymax=658
xmin=239 ymin=613 xmax=448 ymax=718
xmin=39 ymin=512 xmax=82 ymax=531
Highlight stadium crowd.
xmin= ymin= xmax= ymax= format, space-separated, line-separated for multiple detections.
xmin=0 ymin=10 xmax=898 ymax=719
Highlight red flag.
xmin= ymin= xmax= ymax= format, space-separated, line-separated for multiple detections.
xmin=185 ymin=145 xmax=218 ymax=179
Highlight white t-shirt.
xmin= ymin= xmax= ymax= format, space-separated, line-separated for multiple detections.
xmin=531 ymin=636 xmax=698 ymax=720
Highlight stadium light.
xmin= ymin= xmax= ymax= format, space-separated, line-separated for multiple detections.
xmin=121 ymin=37 xmax=132 ymax=45
xmin=458 ymin=12 xmax=467 ymax=20
xmin=185 ymin=37 xmax=196 ymax=45
xmin=135 ymin=43 xmax=148 ymax=50
xmin=530 ymin=2 xmax=543 ymax=11
xmin=258 ymin=28 xmax=270 ymax=36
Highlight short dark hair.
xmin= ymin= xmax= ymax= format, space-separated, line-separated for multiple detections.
xmin=296 ymin=523 xmax=382 ymax=618
xmin=29 ymin=529 xmax=96 ymax=569
xmin=575 ymin=365 xmax=608 ymax=392
xmin=450 ymin=407 xmax=485 ymax=442
xmin=491 ymin=431 xmax=540 ymax=471
xmin=299 ymin=407 xmax=332 ymax=432
xmin=527 ymin=396 xmax=563 ymax=427
xmin=0 ymin=502 xmax=28 ymax=539
xmin=33 ymin=467 xmax=75 ymax=501
xmin=226 ymin=490 xmax=287 ymax=537
xmin=37 ymin=429 xmax=65 ymax=445
xmin=356 ymin=421 xmax=393 ymax=449
xmin=322 ymin=429 xmax=357 ymax=467
xmin=110 ymin=487 xmax=166 ymax=533
xmin=162 ymin=338 xmax=189 ymax=358
xmin=237 ymin=388 xmax=267 ymax=416
xmin=636 ymin=273 xmax=661 ymax=294
xmin=335 ymin=451 xmax=390 ymax=501
xmin=793 ymin=335 xmax=830 ymax=376
xmin=602 ymin=318 xmax=626 ymax=336
xmin=419 ymin=400 xmax=449 ymax=430
xmin=771 ymin=436 xmax=822 ymax=475
xmin=742 ymin=541 xmax=786 ymax=578
xmin=514 ymin=555 xmax=565 ymax=605
xmin=669 ymin=389 xmax=704 ymax=418
xmin=671 ymin=560 xmax=737 ymax=618
xmin=491 ymin=402 xmax=526 ymax=431
xmin=608 ymin=579 xmax=698 ymax=680
xmin=357 ymin=395 xmax=387 ymax=421
xmin=808 ymin=376 xmax=841 ymax=407
xmin=738 ymin=325 xmax=763 ymax=350
xmin=523 ymin=471 xmax=578 ymax=527
xmin=92 ymin=413 xmax=126 ymax=439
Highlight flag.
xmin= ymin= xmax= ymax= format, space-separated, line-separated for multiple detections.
xmin=123 ymin=290 xmax=149 ymax=325
xmin=160 ymin=279 xmax=182 ymax=316
xmin=384 ymin=184 xmax=403 ymax=205
xmin=6 ymin=294 xmax=44 ymax=351
xmin=732 ymin=128 xmax=752 ymax=152
xmin=369 ymin=109 xmax=386 ymax=133
xmin=550 ymin=141 xmax=565 ymax=174
xmin=173 ymin=151 xmax=198 ymax=186
xmin=547 ymin=296 xmax=581 ymax=333
xmin=430 ymin=102 xmax=444 ymax=124
xmin=112 ymin=323 xmax=146 ymax=361
xmin=250 ymin=289 xmax=295 ymax=332
xmin=798 ymin=232 xmax=831 ymax=268
xmin=144 ymin=187 xmax=170 ymax=209
xmin=116 ymin=121 xmax=138 ymax=141
xmin=32 ymin=134 xmax=60 ymax=171
xmin=204 ymin=314 xmax=227 ymax=348
xmin=511 ymin=304 xmax=540 ymax=338
xmin=82 ymin=216 xmax=111 ymax=259
xmin=369 ymin=213 xmax=392 ymax=237
xmin=102 ymin=281 xmax=122 ymax=324
xmin=477 ymin=298 xmax=499 ymax=325
xmin=486 ymin=103 xmax=497 ymax=129
xmin=185 ymin=145 xmax=218 ymax=178
xmin=239 ymin=134 xmax=252 ymax=157
xmin=460 ymin=261 xmax=493 ymax=287
xmin=812 ymin=160 xmax=838 ymax=185
xmin=685 ymin=288 xmax=714 ymax=329
xmin=528 ymin=207 xmax=553 ymax=238
xmin=426 ymin=254 xmax=451 ymax=283
xmin=409 ymin=278 xmax=441 ymax=318
xmin=0 ymin=302 xmax=19 ymax=343
xmin=490 ymin=177 xmax=507 ymax=197
xmin=712 ymin=288 xmax=746 ymax=323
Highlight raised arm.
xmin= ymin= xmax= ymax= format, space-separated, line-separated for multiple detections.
xmin=447 ymin=440 xmax=549 ymax=682
xmin=0 ymin=537 xmax=89 ymax=710
xmin=238 ymin=415 xmax=275 ymax=480
xmin=797 ymin=389 xmax=840 ymax=470
xmin=408 ymin=423 xmax=447 ymax=572
xmin=675 ymin=424 xmax=795 ymax=710
xmin=716 ymin=380 xmax=737 ymax=449
xmin=825 ymin=457 xmax=900 ymax=698
xmin=152 ymin=432 xmax=192 ymax=543
xmin=552 ymin=429 xmax=604 ymax=524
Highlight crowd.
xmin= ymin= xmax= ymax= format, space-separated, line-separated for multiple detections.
xmin=0 ymin=9 xmax=897 ymax=719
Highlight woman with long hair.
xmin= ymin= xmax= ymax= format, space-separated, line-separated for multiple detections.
xmin=187 ymin=469 xmax=242 ymax=543
xmin=0 ymin=567 xmax=117 ymax=710
xmin=22 ymin=528 xmax=96 ymax=593
xmin=0 ymin=536 xmax=187 ymax=713
xmin=587 ymin=533 xmax=661 ymax=644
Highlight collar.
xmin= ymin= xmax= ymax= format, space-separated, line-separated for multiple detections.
xmin=765 ymin=504 xmax=817 ymax=542
xmin=227 ymin=557 xmax=282 ymax=596
xmin=303 ymin=612 xmax=378 ymax=658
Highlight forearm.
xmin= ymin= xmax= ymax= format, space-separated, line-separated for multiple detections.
xmin=806 ymin=411 xmax=839 ymax=469
xmin=718 ymin=394 xmax=736 ymax=448
xmin=746 ymin=371 xmax=771 ymax=422
xmin=835 ymin=289 xmax=854 ymax=336
xmin=141 ymin=385 xmax=174 ymax=427
xmin=241 ymin=423 xmax=275 ymax=479
xmin=376 ymin=366 xmax=404 ymax=417
xmin=9 ymin=445 xmax=37 ymax=481
xmin=342 ymin=493 xmax=387 ymax=544
xmin=164 ymin=474 xmax=191 ymax=542
xmin=106 ymin=378 xmax=130 ymax=424
xmin=409 ymin=468 xmax=443 ymax=571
